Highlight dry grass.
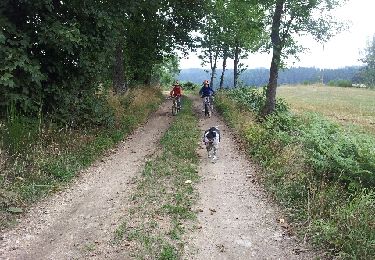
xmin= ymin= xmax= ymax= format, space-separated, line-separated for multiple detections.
xmin=0 ymin=86 xmax=163 ymax=229
xmin=277 ymin=85 xmax=375 ymax=133
xmin=113 ymin=98 xmax=200 ymax=259
xmin=107 ymin=87 xmax=162 ymax=123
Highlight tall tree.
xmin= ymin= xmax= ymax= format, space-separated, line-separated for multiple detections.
xmin=223 ymin=0 xmax=265 ymax=87
xmin=199 ymin=0 xmax=265 ymax=88
xmin=219 ymin=44 xmax=230 ymax=88
xmin=198 ymin=1 xmax=221 ymax=88
xmin=0 ymin=0 xmax=120 ymax=114
xmin=261 ymin=0 xmax=347 ymax=116
xmin=358 ymin=34 xmax=375 ymax=88
xmin=151 ymin=55 xmax=180 ymax=87
xmin=0 ymin=0 xmax=206 ymax=117
xmin=125 ymin=0 xmax=206 ymax=85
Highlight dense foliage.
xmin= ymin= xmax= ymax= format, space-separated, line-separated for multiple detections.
xmin=0 ymin=0 xmax=206 ymax=120
xmin=216 ymin=87 xmax=375 ymax=259
xmin=224 ymin=87 xmax=375 ymax=187
xmin=198 ymin=0 xmax=265 ymax=88
xmin=356 ymin=34 xmax=375 ymax=88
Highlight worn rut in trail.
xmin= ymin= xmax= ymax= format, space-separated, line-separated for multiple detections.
xmin=2 ymin=96 xmax=315 ymax=260
xmin=184 ymin=96 xmax=314 ymax=260
xmin=0 ymin=101 xmax=173 ymax=260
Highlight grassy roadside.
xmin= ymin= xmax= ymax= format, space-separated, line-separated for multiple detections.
xmin=113 ymin=97 xmax=200 ymax=259
xmin=215 ymin=88 xmax=375 ymax=259
xmin=0 ymin=87 xmax=163 ymax=229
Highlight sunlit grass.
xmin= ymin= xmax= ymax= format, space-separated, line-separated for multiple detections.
xmin=277 ymin=85 xmax=375 ymax=133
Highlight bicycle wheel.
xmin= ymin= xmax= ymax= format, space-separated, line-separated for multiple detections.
xmin=177 ymin=99 xmax=181 ymax=112
xmin=172 ymin=104 xmax=177 ymax=115
xmin=204 ymin=103 xmax=209 ymax=116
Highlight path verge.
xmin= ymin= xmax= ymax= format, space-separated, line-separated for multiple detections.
xmin=0 ymin=99 xmax=173 ymax=260
xmin=184 ymin=95 xmax=314 ymax=259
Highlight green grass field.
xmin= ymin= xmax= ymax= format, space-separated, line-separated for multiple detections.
xmin=277 ymin=85 xmax=375 ymax=133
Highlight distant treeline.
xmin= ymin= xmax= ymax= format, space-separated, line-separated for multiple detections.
xmin=178 ymin=66 xmax=362 ymax=88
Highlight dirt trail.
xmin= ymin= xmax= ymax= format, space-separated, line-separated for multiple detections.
xmin=184 ymin=96 xmax=314 ymax=260
xmin=0 ymin=101 xmax=173 ymax=260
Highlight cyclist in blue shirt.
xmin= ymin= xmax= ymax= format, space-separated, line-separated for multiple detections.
xmin=199 ymin=80 xmax=215 ymax=116
xmin=199 ymin=80 xmax=215 ymax=98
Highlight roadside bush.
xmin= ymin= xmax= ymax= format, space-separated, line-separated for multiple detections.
xmin=215 ymin=89 xmax=375 ymax=259
xmin=0 ymin=86 xmax=163 ymax=228
xmin=182 ymin=81 xmax=199 ymax=91
xmin=53 ymin=90 xmax=116 ymax=128
xmin=300 ymin=115 xmax=375 ymax=188
xmin=302 ymin=80 xmax=310 ymax=85
xmin=225 ymin=87 xmax=289 ymax=116
xmin=2 ymin=115 xmax=39 ymax=156
xmin=328 ymin=80 xmax=352 ymax=88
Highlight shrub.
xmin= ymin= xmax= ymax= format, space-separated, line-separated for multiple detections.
xmin=215 ymin=89 xmax=375 ymax=259
xmin=182 ymin=81 xmax=199 ymax=91
xmin=299 ymin=114 xmax=375 ymax=188
xmin=53 ymin=90 xmax=115 ymax=128
xmin=0 ymin=86 xmax=163 ymax=228
xmin=328 ymin=80 xmax=353 ymax=88
xmin=303 ymin=80 xmax=311 ymax=85
xmin=225 ymin=87 xmax=289 ymax=116
xmin=3 ymin=115 xmax=39 ymax=156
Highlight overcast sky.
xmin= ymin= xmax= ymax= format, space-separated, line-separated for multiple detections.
xmin=180 ymin=0 xmax=375 ymax=69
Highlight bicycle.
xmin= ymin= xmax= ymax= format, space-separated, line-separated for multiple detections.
xmin=171 ymin=96 xmax=181 ymax=116
xmin=203 ymin=96 xmax=211 ymax=117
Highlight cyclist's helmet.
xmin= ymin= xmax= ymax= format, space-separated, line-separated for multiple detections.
xmin=174 ymin=80 xmax=180 ymax=85
xmin=203 ymin=80 xmax=209 ymax=85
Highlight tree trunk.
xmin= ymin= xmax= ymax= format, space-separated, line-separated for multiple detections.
xmin=113 ymin=44 xmax=127 ymax=94
xmin=233 ymin=42 xmax=240 ymax=88
xmin=210 ymin=48 xmax=219 ymax=88
xmin=219 ymin=48 xmax=228 ymax=89
xmin=261 ymin=0 xmax=284 ymax=117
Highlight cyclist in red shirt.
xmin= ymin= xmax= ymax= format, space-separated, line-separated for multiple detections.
xmin=170 ymin=81 xmax=182 ymax=109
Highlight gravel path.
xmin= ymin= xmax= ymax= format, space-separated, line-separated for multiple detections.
xmin=0 ymin=101 xmax=173 ymax=260
xmin=0 ymin=96 xmax=315 ymax=260
xmin=184 ymin=96 xmax=314 ymax=260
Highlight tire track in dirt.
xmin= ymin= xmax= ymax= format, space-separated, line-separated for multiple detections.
xmin=0 ymin=100 xmax=173 ymax=260
xmin=184 ymin=96 xmax=314 ymax=260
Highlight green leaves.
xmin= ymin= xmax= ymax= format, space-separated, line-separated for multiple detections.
xmin=0 ymin=32 xmax=5 ymax=44
xmin=357 ymin=34 xmax=375 ymax=88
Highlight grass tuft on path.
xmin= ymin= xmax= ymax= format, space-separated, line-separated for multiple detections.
xmin=114 ymin=97 xmax=200 ymax=259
